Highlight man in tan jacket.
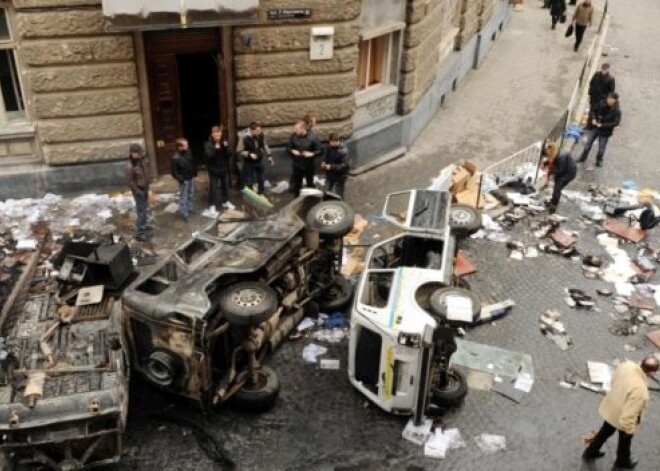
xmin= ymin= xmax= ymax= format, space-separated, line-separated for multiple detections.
xmin=572 ymin=0 xmax=593 ymax=52
xmin=582 ymin=356 xmax=659 ymax=469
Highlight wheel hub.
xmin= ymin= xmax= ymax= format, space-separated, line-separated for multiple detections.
xmin=451 ymin=209 xmax=472 ymax=226
xmin=316 ymin=206 xmax=344 ymax=226
xmin=232 ymin=288 xmax=264 ymax=307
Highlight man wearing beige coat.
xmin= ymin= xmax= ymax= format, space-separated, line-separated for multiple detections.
xmin=582 ymin=356 xmax=659 ymax=469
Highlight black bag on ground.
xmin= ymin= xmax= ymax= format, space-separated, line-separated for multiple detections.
xmin=639 ymin=206 xmax=660 ymax=230
xmin=565 ymin=24 xmax=574 ymax=37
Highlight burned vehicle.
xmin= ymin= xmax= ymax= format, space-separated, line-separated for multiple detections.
xmin=0 ymin=239 xmax=132 ymax=470
xmin=122 ymin=191 xmax=354 ymax=410
xmin=348 ymin=190 xmax=481 ymax=423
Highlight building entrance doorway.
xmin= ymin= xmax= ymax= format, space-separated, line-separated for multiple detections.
xmin=144 ymin=28 xmax=230 ymax=174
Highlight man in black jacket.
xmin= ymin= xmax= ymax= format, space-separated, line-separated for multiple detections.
xmin=288 ymin=121 xmax=321 ymax=197
xmin=321 ymin=133 xmax=350 ymax=198
xmin=204 ymin=125 xmax=233 ymax=212
xmin=578 ymin=92 xmax=622 ymax=167
xmin=171 ymin=137 xmax=197 ymax=221
xmin=237 ymin=122 xmax=273 ymax=195
xmin=588 ymin=63 xmax=615 ymax=113
xmin=543 ymin=142 xmax=577 ymax=213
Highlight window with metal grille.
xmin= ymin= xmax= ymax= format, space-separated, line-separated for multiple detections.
xmin=0 ymin=6 xmax=26 ymax=126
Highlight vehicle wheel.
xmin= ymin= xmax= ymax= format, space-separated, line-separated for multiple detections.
xmin=317 ymin=275 xmax=353 ymax=312
xmin=429 ymin=287 xmax=481 ymax=325
xmin=306 ymin=200 xmax=355 ymax=238
xmin=233 ymin=366 xmax=280 ymax=412
xmin=146 ymin=350 xmax=182 ymax=388
xmin=219 ymin=281 xmax=278 ymax=326
xmin=432 ymin=369 xmax=468 ymax=407
xmin=449 ymin=204 xmax=482 ymax=237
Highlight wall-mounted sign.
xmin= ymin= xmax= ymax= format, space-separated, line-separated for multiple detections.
xmin=310 ymin=26 xmax=334 ymax=61
xmin=267 ymin=8 xmax=312 ymax=21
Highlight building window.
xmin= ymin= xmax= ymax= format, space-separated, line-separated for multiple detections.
xmin=357 ymin=30 xmax=401 ymax=92
xmin=0 ymin=7 xmax=26 ymax=125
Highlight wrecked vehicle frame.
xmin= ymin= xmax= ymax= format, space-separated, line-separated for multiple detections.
xmin=122 ymin=191 xmax=354 ymax=410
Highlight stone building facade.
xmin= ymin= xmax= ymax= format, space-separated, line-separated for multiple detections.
xmin=0 ymin=0 xmax=511 ymax=199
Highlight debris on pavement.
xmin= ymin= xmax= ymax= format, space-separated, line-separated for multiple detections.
xmin=539 ymin=310 xmax=573 ymax=350
xmin=474 ymin=433 xmax=506 ymax=454
xmin=302 ymin=343 xmax=328 ymax=363
xmin=402 ymin=418 xmax=434 ymax=446
xmin=424 ymin=428 xmax=466 ymax=459
xmin=476 ymin=299 xmax=515 ymax=325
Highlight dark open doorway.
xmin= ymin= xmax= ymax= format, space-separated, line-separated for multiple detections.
xmin=178 ymin=53 xmax=220 ymax=166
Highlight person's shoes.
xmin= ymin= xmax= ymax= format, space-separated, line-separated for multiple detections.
xmin=135 ymin=235 xmax=146 ymax=242
xmin=577 ymin=158 xmax=586 ymax=163
xmin=574 ymin=44 xmax=579 ymax=52
xmin=582 ymin=450 xmax=605 ymax=460
xmin=552 ymin=24 xmax=556 ymax=30
xmin=614 ymin=460 xmax=638 ymax=469
xmin=595 ymin=161 xmax=603 ymax=167
xmin=223 ymin=201 xmax=236 ymax=210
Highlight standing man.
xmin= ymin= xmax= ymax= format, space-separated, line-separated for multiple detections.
xmin=572 ymin=0 xmax=593 ymax=52
xmin=542 ymin=142 xmax=576 ymax=213
xmin=582 ymin=356 xmax=659 ymax=469
xmin=288 ymin=121 xmax=321 ymax=198
xmin=205 ymin=125 xmax=234 ymax=212
xmin=170 ymin=137 xmax=197 ymax=221
xmin=321 ymin=132 xmax=350 ymax=198
xmin=578 ymin=92 xmax=621 ymax=167
xmin=237 ymin=122 xmax=273 ymax=195
xmin=549 ymin=0 xmax=566 ymax=30
xmin=588 ymin=63 xmax=616 ymax=114
xmin=125 ymin=143 xmax=151 ymax=242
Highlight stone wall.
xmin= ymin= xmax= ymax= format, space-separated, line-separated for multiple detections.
xmin=233 ymin=0 xmax=360 ymax=145
xmin=455 ymin=0 xmax=481 ymax=50
xmin=14 ymin=0 xmax=143 ymax=165
xmin=399 ymin=0 xmax=460 ymax=114
xmin=479 ymin=0 xmax=496 ymax=30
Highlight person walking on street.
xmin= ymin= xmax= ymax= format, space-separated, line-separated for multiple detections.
xmin=549 ymin=0 xmax=566 ymax=29
xmin=578 ymin=92 xmax=621 ymax=167
xmin=125 ymin=143 xmax=151 ymax=242
xmin=542 ymin=142 xmax=576 ymax=213
xmin=582 ymin=356 xmax=659 ymax=469
xmin=237 ymin=122 xmax=274 ymax=195
xmin=288 ymin=121 xmax=321 ymax=198
xmin=321 ymin=133 xmax=350 ymax=198
xmin=171 ymin=137 xmax=197 ymax=221
xmin=588 ymin=63 xmax=616 ymax=114
xmin=572 ymin=0 xmax=593 ymax=52
xmin=205 ymin=125 xmax=234 ymax=212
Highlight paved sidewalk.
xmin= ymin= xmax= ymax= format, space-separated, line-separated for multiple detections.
xmin=347 ymin=2 xmax=601 ymax=215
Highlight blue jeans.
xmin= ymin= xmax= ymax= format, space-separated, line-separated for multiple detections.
xmin=208 ymin=172 xmax=229 ymax=207
xmin=579 ymin=131 xmax=609 ymax=164
xmin=179 ymin=179 xmax=195 ymax=217
xmin=243 ymin=161 xmax=265 ymax=194
xmin=133 ymin=188 xmax=148 ymax=238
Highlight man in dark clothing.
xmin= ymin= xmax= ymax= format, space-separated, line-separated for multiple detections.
xmin=588 ymin=63 xmax=615 ymax=113
xmin=170 ymin=137 xmax=197 ymax=221
xmin=125 ymin=143 xmax=151 ymax=241
xmin=204 ymin=125 xmax=234 ymax=211
xmin=578 ymin=92 xmax=622 ymax=167
xmin=237 ymin=122 xmax=273 ymax=195
xmin=288 ymin=121 xmax=321 ymax=198
xmin=321 ymin=133 xmax=350 ymax=198
xmin=549 ymin=0 xmax=566 ymax=29
xmin=543 ymin=142 xmax=576 ymax=213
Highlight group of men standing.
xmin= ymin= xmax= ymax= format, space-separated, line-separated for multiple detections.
xmin=124 ymin=117 xmax=351 ymax=239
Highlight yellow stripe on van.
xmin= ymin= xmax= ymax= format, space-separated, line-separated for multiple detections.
xmin=383 ymin=345 xmax=395 ymax=399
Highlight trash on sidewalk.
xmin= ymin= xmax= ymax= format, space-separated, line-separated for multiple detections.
xmin=647 ymin=330 xmax=660 ymax=349
xmin=164 ymin=202 xmax=179 ymax=213
xmin=587 ymin=361 xmax=613 ymax=390
xmin=340 ymin=246 xmax=366 ymax=277
xmin=296 ymin=317 xmax=316 ymax=332
xmin=319 ymin=358 xmax=340 ymax=370
xmin=475 ymin=433 xmax=506 ymax=454
xmin=603 ymin=219 xmax=647 ymax=243
xmin=424 ymin=428 xmax=466 ymax=459
xmin=343 ymin=214 xmax=369 ymax=246
xmin=550 ymin=229 xmax=578 ymax=249
xmin=302 ymin=343 xmax=328 ymax=363
xmin=311 ymin=329 xmax=347 ymax=343
xmin=475 ymin=299 xmax=515 ymax=325
xmin=564 ymin=288 xmax=596 ymax=309
xmin=269 ymin=180 xmax=290 ymax=194
xmin=455 ymin=250 xmax=477 ymax=276
xmin=323 ymin=312 xmax=350 ymax=329
xmin=539 ymin=310 xmax=573 ymax=350
xmin=402 ymin=418 xmax=433 ymax=446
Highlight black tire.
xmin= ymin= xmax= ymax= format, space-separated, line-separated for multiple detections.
xmin=449 ymin=204 xmax=482 ymax=237
xmin=233 ymin=366 xmax=280 ymax=412
xmin=306 ymin=200 xmax=355 ymax=238
xmin=429 ymin=287 xmax=481 ymax=325
xmin=317 ymin=275 xmax=353 ymax=312
xmin=219 ymin=281 xmax=278 ymax=326
xmin=432 ymin=369 xmax=468 ymax=407
xmin=146 ymin=350 xmax=182 ymax=388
